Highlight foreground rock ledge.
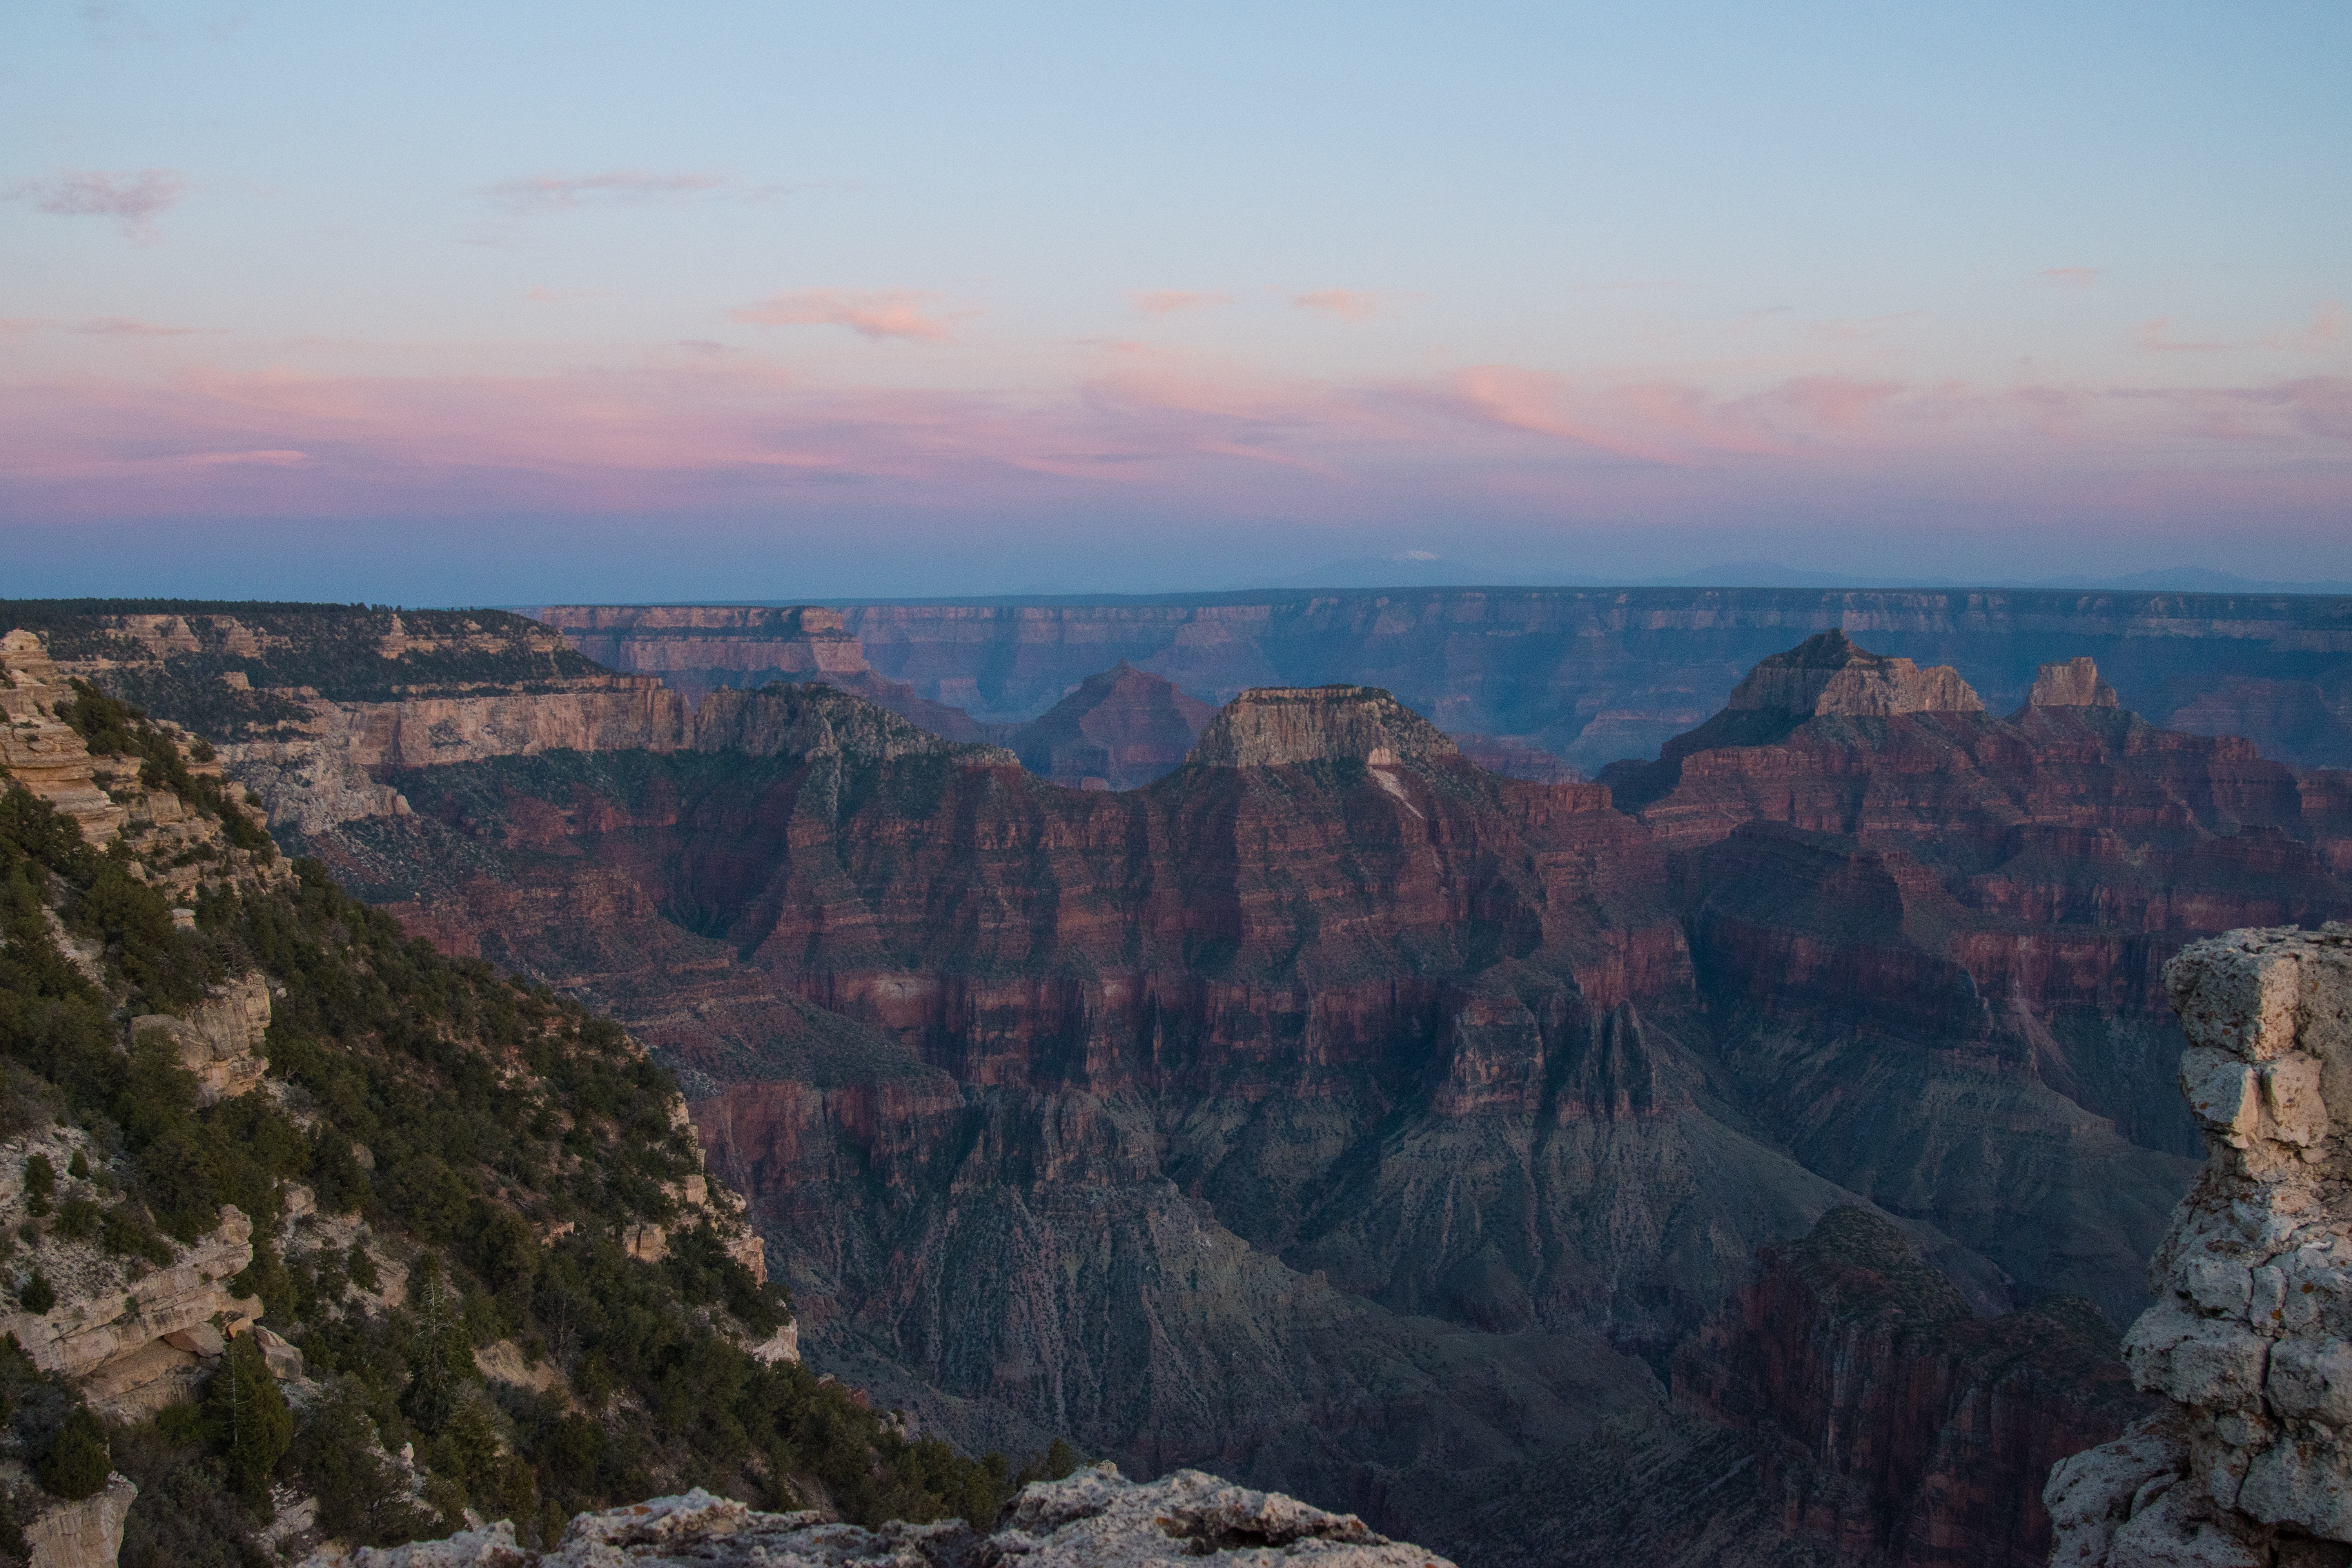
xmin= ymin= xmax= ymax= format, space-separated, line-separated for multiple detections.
xmin=2047 ymin=923 xmax=2352 ymax=1567
xmin=309 ymin=1464 xmax=1454 ymax=1567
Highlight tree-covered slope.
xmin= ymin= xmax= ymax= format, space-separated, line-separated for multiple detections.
xmin=1 ymin=672 xmax=1027 ymax=1567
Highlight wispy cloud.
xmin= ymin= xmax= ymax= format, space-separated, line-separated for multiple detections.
xmin=6 ymin=169 xmax=188 ymax=243
xmin=2036 ymin=267 xmax=2103 ymax=289
xmin=1132 ymin=290 xmax=1232 ymax=318
xmin=74 ymin=316 xmax=221 ymax=337
xmin=481 ymin=170 xmax=727 ymax=214
xmin=187 ymin=448 xmax=306 ymax=466
xmin=1294 ymin=289 xmax=1387 ymax=321
xmin=1579 ymin=279 xmax=1693 ymax=293
xmin=728 ymin=289 xmax=960 ymax=342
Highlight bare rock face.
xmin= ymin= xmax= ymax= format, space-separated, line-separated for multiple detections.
xmin=2029 ymin=657 xmax=2123 ymax=710
xmin=1724 ymin=629 xmax=1984 ymax=717
xmin=318 ymin=1467 xmax=1452 ymax=1567
xmin=2045 ymin=923 xmax=2352 ymax=1565
xmin=1188 ymin=684 xmax=1459 ymax=768
xmin=0 ymin=628 xmax=130 ymax=844
xmin=22 ymin=1472 xmax=139 ymax=1568
xmin=131 ymin=971 xmax=272 ymax=1103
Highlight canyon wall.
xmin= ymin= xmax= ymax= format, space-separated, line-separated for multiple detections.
xmin=21 ymin=601 xmax=2352 ymax=1564
xmin=280 ymin=640 xmax=2352 ymax=1560
xmin=529 ymin=590 xmax=2352 ymax=773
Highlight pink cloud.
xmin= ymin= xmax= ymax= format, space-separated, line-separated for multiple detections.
xmin=728 ymin=289 xmax=960 ymax=342
xmin=1132 ymin=290 xmax=1231 ymax=318
xmin=1 ymin=353 xmax=2345 ymax=530
xmin=483 ymin=171 xmax=727 ymax=214
xmin=7 ymin=169 xmax=188 ymax=242
xmin=1294 ymin=289 xmax=1386 ymax=321
xmin=2037 ymin=268 xmax=2103 ymax=289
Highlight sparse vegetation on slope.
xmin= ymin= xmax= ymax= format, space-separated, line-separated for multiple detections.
xmin=2 ymin=690 xmax=1033 ymax=1564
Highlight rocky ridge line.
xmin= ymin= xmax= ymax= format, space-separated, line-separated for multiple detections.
xmin=311 ymin=1464 xmax=1452 ymax=1568
xmin=2045 ymin=922 xmax=2352 ymax=1565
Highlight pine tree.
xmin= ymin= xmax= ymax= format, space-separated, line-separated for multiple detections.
xmin=203 ymin=1334 xmax=293 ymax=1499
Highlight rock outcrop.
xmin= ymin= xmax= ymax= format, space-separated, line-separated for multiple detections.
xmin=22 ymin=1472 xmax=140 ymax=1568
xmin=1008 ymin=661 xmax=1214 ymax=789
xmin=2029 ymin=657 xmax=2123 ymax=710
xmin=1187 ymin=684 xmax=1458 ymax=768
xmin=130 ymin=971 xmax=273 ymax=1103
xmin=2044 ymin=923 xmax=2352 ymax=1565
xmin=0 ymin=628 xmax=129 ymax=844
xmin=1723 ymin=628 xmax=1985 ymax=717
xmin=315 ymin=1466 xmax=1451 ymax=1568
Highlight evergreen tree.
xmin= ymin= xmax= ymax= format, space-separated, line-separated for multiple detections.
xmin=401 ymin=1255 xmax=477 ymax=1434
xmin=201 ymin=1334 xmax=292 ymax=1499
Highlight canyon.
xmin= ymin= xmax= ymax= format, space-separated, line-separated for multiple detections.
xmin=531 ymin=588 xmax=2352 ymax=776
xmin=12 ymin=597 xmax=2352 ymax=1565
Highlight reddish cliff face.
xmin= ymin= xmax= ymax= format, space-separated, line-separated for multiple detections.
xmin=1005 ymin=660 xmax=1213 ymax=789
xmin=1673 ymin=1208 xmax=2152 ymax=1568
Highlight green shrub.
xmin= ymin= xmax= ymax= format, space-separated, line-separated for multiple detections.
xmin=54 ymin=1196 xmax=99 ymax=1241
xmin=17 ymin=1270 xmax=54 ymax=1314
xmin=36 ymin=1405 xmax=111 ymax=1500
xmin=22 ymin=1153 xmax=53 ymax=1216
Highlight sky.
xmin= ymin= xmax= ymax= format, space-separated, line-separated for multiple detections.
xmin=4 ymin=0 xmax=2349 ymax=602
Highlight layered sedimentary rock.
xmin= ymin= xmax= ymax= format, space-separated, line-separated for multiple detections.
xmin=1188 ymin=684 xmax=1458 ymax=767
xmin=1601 ymin=648 xmax=2349 ymax=1328
xmin=1675 ymin=1207 xmax=2151 ymax=1567
xmin=33 ymin=605 xmax=2352 ymax=1564
xmin=1 ymin=628 xmax=130 ymax=843
xmin=2030 ymin=657 xmax=2123 ymax=710
xmin=2046 ymin=924 xmax=2352 ymax=1566
xmin=803 ymin=590 xmax=2352 ymax=772
xmin=530 ymin=603 xmax=1005 ymax=742
xmin=1006 ymin=661 xmax=1214 ymax=789
xmin=320 ymin=1467 xmax=1452 ymax=1567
